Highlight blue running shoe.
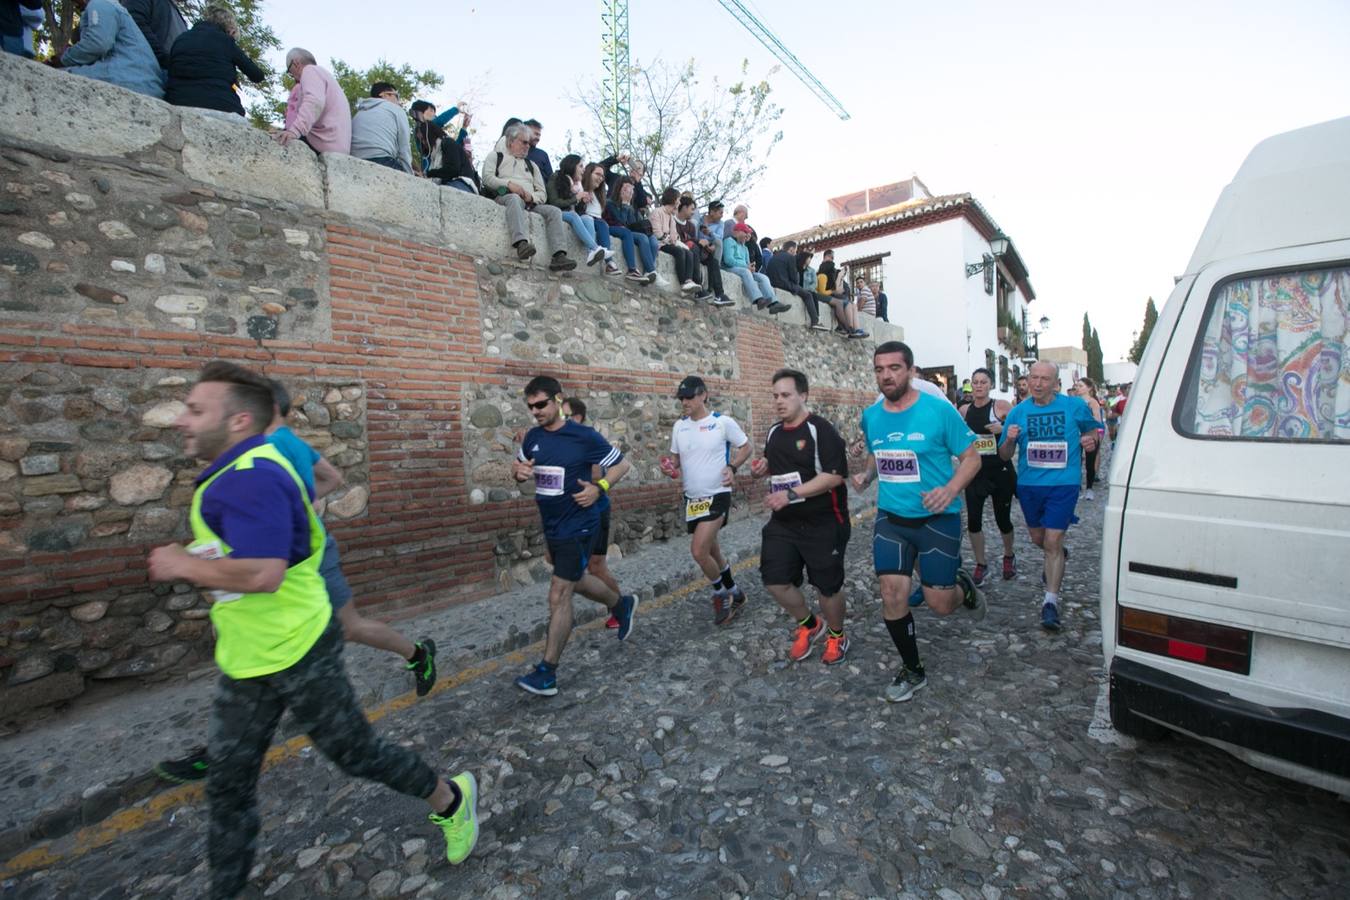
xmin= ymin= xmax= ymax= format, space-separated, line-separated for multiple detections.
xmin=515 ymin=662 xmax=558 ymax=696
xmin=907 ymin=583 xmax=925 ymax=607
xmin=614 ymin=594 xmax=638 ymax=641
xmin=1041 ymin=603 xmax=1061 ymax=633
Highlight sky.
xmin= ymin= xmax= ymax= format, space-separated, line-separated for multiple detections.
xmin=260 ymin=0 xmax=1349 ymax=361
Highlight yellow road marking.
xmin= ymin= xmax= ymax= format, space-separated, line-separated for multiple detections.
xmin=0 ymin=557 xmax=762 ymax=879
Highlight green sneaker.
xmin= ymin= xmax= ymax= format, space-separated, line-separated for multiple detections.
xmin=407 ymin=638 xmax=437 ymax=697
xmin=154 ymin=748 xmax=209 ymax=783
xmin=430 ymin=771 xmax=479 ymax=865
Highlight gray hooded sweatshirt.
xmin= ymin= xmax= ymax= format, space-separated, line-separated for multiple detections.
xmin=350 ymin=97 xmax=412 ymax=173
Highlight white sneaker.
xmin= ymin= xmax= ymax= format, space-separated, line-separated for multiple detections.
xmin=680 ymin=280 xmax=699 ymax=293
xmin=1084 ymin=489 xmax=1095 ymax=500
xmin=655 ymin=276 xmax=673 ymax=289
xmin=586 ymin=246 xmax=606 ymax=266
xmin=604 ymin=249 xmax=616 ymax=262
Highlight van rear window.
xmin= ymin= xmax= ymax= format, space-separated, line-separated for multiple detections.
xmin=1177 ymin=265 xmax=1350 ymax=442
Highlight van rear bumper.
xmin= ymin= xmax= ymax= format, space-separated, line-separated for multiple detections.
xmin=1110 ymin=656 xmax=1350 ymax=778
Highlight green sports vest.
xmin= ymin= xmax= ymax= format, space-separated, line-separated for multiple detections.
xmin=188 ymin=442 xmax=332 ymax=679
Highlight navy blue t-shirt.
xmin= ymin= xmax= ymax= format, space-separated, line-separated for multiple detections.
xmin=518 ymin=420 xmax=623 ymax=540
xmin=196 ymin=434 xmax=312 ymax=565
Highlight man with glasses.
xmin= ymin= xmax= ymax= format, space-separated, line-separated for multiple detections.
xmin=274 ymin=48 xmax=351 ymax=155
xmin=483 ymin=123 xmax=578 ymax=271
xmin=512 ymin=376 xmax=638 ymax=695
xmin=351 ymin=81 xmax=413 ymax=174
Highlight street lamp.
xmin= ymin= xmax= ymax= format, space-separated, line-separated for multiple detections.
xmin=1022 ymin=312 xmax=1050 ymax=363
xmin=965 ymin=230 xmax=1011 ymax=295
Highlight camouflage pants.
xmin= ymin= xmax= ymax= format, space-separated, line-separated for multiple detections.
xmin=207 ymin=617 xmax=438 ymax=899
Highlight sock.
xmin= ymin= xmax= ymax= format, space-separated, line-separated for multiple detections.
xmin=1044 ymin=592 xmax=1059 ymax=608
xmin=827 ymin=627 xmax=844 ymax=638
xmin=798 ymin=613 xmax=818 ymax=630
xmin=709 ymin=575 xmax=726 ymax=593
xmin=407 ymin=644 xmax=426 ymax=665
xmin=719 ymin=566 xmax=736 ymax=591
xmin=884 ymin=615 xmax=923 ymax=673
xmin=439 ymin=780 xmax=463 ymax=818
xmin=539 ymin=659 xmax=557 ymax=673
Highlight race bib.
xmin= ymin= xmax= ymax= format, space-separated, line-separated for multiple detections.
xmin=685 ymin=495 xmax=714 ymax=521
xmin=187 ymin=541 xmax=244 ymax=604
xmin=770 ymin=472 xmax=805 ymax=503
xmin=1027 ymin=440 xmax=1068 ymax=468
xmin=973 ymin=435 xmax=998 ymax=456
xmin=875 ymin=449 xmax=920 ymax=483
xmin=533 ymin=465 xmax=565 ymax=497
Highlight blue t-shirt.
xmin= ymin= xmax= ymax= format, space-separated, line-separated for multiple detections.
xmin=1001 ymin=394 xmax=1099 ymax=487
xmin=196 ymin=434 xmax=312 ymax=565
xmin=519 ymin=420 xmax=623 ymax=539
xmin=860 ymin=393 xmax=977 ymax=518
xmin=267 ymin=426 xmax=320 ymax=498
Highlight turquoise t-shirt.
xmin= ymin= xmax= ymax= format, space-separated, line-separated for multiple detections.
xmin=267 ymin=426 xmax=321 ymax=498
xmin=1001 ymin=394 xmax=1099 ymax=487
xmin=860 ymin=393 xmax=976 ymax=518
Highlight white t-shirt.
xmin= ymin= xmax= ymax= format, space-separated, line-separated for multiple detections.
xmin=670 ymin=412 xmax=748 ymax=497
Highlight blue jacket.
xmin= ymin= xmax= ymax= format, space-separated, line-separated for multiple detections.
xmin=722 ymin=237 xmax=751 ymax=270
xmin=60 ymin=0 xmax=164 ymax=98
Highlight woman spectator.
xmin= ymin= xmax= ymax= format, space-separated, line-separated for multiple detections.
xmin=604 ymin=178 xmax=659 ymax=284
xmin=798 ymin=249 xmax=818 ymax=296
xmin=577 ymin=163 xmax=622 ymax=276
xmin=722 ymin=223 xmax=783 ymax=312
xmin=650 ymin=187 xmax=702 ymax=294
xmin=547 ymin=153 xmax=615 ymax=269
xmin=427 ymin=131 xmax=481 ymax=195
xmin=1072 ymin=377 xmax=1107 ymax=500
xmin=164 ymin=4 xmax=264 ymax=117
xmin=410 ymin=100 xmax=469 ymax=177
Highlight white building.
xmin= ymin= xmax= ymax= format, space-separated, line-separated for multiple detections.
xmin=1038 ymin=346 xmax=1089 ymax=388
xmin=778 ymin=177 xmax=1036 ymax=401
xmin=1103 ymin=360 xmax=1139 ymax=386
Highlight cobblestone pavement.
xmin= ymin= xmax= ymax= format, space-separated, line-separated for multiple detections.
xmin=3 ymin=496 xmax=1348 ymax=900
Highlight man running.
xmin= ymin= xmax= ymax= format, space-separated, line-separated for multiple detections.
xmin=958 ymin=368 xmax=1017 ymax=584
xmin=154 ymin=380 xmax=438 ymax=785
xmin=749 ymin=369 xmax=852 ymax=664
xmin=562 ymin=397 xmax=627 ymax=630
xmin=512 ymin=376 xmax=637 ymax=695
xmin=852 ymin=342 xmax=985 ymax=703
xmin=147 ymin=362 xmax=477 ymax=898
xmin=998 ymin=360 xmax=1100 ymax=632
xmin=660 ymin=375 xmax=752 ymax=625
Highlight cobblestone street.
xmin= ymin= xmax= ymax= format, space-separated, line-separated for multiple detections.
xmin=3 ymin=498 xmax=1348 ymax=900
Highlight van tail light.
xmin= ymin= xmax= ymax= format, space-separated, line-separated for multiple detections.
xmin=1117 ymin=607 xmax=1252 ymax=675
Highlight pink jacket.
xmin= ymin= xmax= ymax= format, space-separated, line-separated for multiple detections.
xmin=284 ymin=65 xmax=351 ymax=154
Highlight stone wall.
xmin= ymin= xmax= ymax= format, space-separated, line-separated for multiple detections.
xmin=0 ymin=54 xmax=899 ymax=715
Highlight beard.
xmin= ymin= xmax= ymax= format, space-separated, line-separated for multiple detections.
xmin=880 ymin=376 xmax=910 ymax=403
xmin=186 ymin=420 xmax=230 ymax=461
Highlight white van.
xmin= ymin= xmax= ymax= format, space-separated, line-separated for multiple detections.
xmin=1101 ymin=115 xmax=1350 ymax=796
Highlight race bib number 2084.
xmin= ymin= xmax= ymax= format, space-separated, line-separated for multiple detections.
xmin=875 ymin=449 xmax=920 ymax=483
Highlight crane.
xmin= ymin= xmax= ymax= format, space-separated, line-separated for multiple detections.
xmin=599 ymin=0 xmax=849 ymax=153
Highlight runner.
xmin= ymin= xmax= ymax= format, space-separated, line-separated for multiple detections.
xmin=153 ymin=380 xmax=438 ymax=785
xmin=512 ymin=376 xmax=638 ymax=695
xmin=958 ymin=368 xmax=1017 ymax=584
xmin=998 ymin=360 xmax=1100 ymax=632
xmin=1015 ymin=374 xmax=1029 ymax=403
xmin=146 ymin=362 xmax=477 ymax=898
xmin=562 ymin=397 xmax=626 ymax=629
xmin=749 ymin=369 xmax=852 ymax=664
xmin=1071 ymin=376 xmax=1106 ymax=500
xmin=851 ymin=341 xmax=985 ymax=703
xmin=659 ymin=375 xmax=753 ymax=625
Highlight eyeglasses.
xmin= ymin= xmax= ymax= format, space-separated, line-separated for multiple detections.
xmin=526 ymin=399 xmax=551 ymax=411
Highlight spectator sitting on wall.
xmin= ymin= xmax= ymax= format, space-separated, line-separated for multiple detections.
xmin=2 ymin=0 xmax=44 ymax=58
xmin=164 ymin=3 xmax=264 ymax=118
xmin=603 ymin=177 xmax=660 ymax=284
xmin=411 ymin=99 xmax=469 ymax=177
xmin=731 ymin=205 xmax=762 ymax=271
xmin=723 ymin=222 xmax=786 ymax=313
xmin=816 ymin=250 xmax=867 ymax=337
xmin=350 ymin=81 xmax=413 ymax=174
xmin=873 ymin=280 xmax=888 ymax=322
xmin=274 ymin=48 xmax=351 ymax=154
xmin=759 ymin=237 xmax=774 ymax=270
xmin=797 ymin=248 xmax=818 ymax=297
xmin=599 ymin=153 xmax=650 ymax=211
xmin=47 ymin=0 xmax=165 ymax=98
xmin=524 ymin=118 xmax=552 ymax=181
xmin=122 ymin=0 xmax=187 ymax=70
xmin=855 ymin=277 xmax=876 ymax=316
xmin=650 ymin=187 xmax=707 ymax=297
xmin=676 ymin=196 xmax=726 ymax=304
xmin=547 ymin=153 xmax=616 ymax=269
xmin=579 ymin=162 xmax=623 ymax=276
xmin=689 ymin=199 xmax=733 ymax=306
xmin=482 ymin=122 xmax=576 ymax=272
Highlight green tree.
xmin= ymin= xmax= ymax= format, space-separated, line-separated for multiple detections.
xmin=1128 ymin=297 xmax=1159 ymax=364
xmin=329 ymin=58 xmax=444 ymax=116
xmin=571 ymin=58 xmax=784 ymax=204
xmin=1090 ymin=326 xmax=1105 ymax=384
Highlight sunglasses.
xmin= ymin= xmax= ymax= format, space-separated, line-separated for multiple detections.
xmin=526 ymin=399 xmax=551 ymax=411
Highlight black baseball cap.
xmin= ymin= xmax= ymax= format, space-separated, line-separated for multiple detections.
xmin=675 ymin=375 xmax=706 ymax=399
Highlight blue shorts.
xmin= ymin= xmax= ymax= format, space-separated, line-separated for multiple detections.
xmin=1017 ymin=484 xmax=1080 ymax=530
xmin=547 ymin=535 xmax=593 ymax=582
xmin=318 ymin=534 xmax=353 ymax=609
xmin=872 ymin=512 xmax=962 ymax=587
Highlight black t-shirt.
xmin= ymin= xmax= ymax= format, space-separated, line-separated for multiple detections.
xmin=764 ymin=413 xmax=849 ymax=524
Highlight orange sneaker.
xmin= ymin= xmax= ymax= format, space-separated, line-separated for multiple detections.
xmin=789 ymin=619 xmax=824 ymax=662
xmin=605 ymin=615 xmax=619 ymax=629
xmin=821 ymin=632 xmax=849 ymax=666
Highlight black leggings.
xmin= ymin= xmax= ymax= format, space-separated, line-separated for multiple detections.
xmin=965 ymin=467 xmax=1016 ymax=534
xmin=660 ymin=244 xmax=698 ymax=283
xmin=1085 ymin=447 xmax=1099 ymax=489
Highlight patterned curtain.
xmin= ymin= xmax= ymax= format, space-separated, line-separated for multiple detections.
xmin=1192 ymin=267 xmax=1350 ymax=440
